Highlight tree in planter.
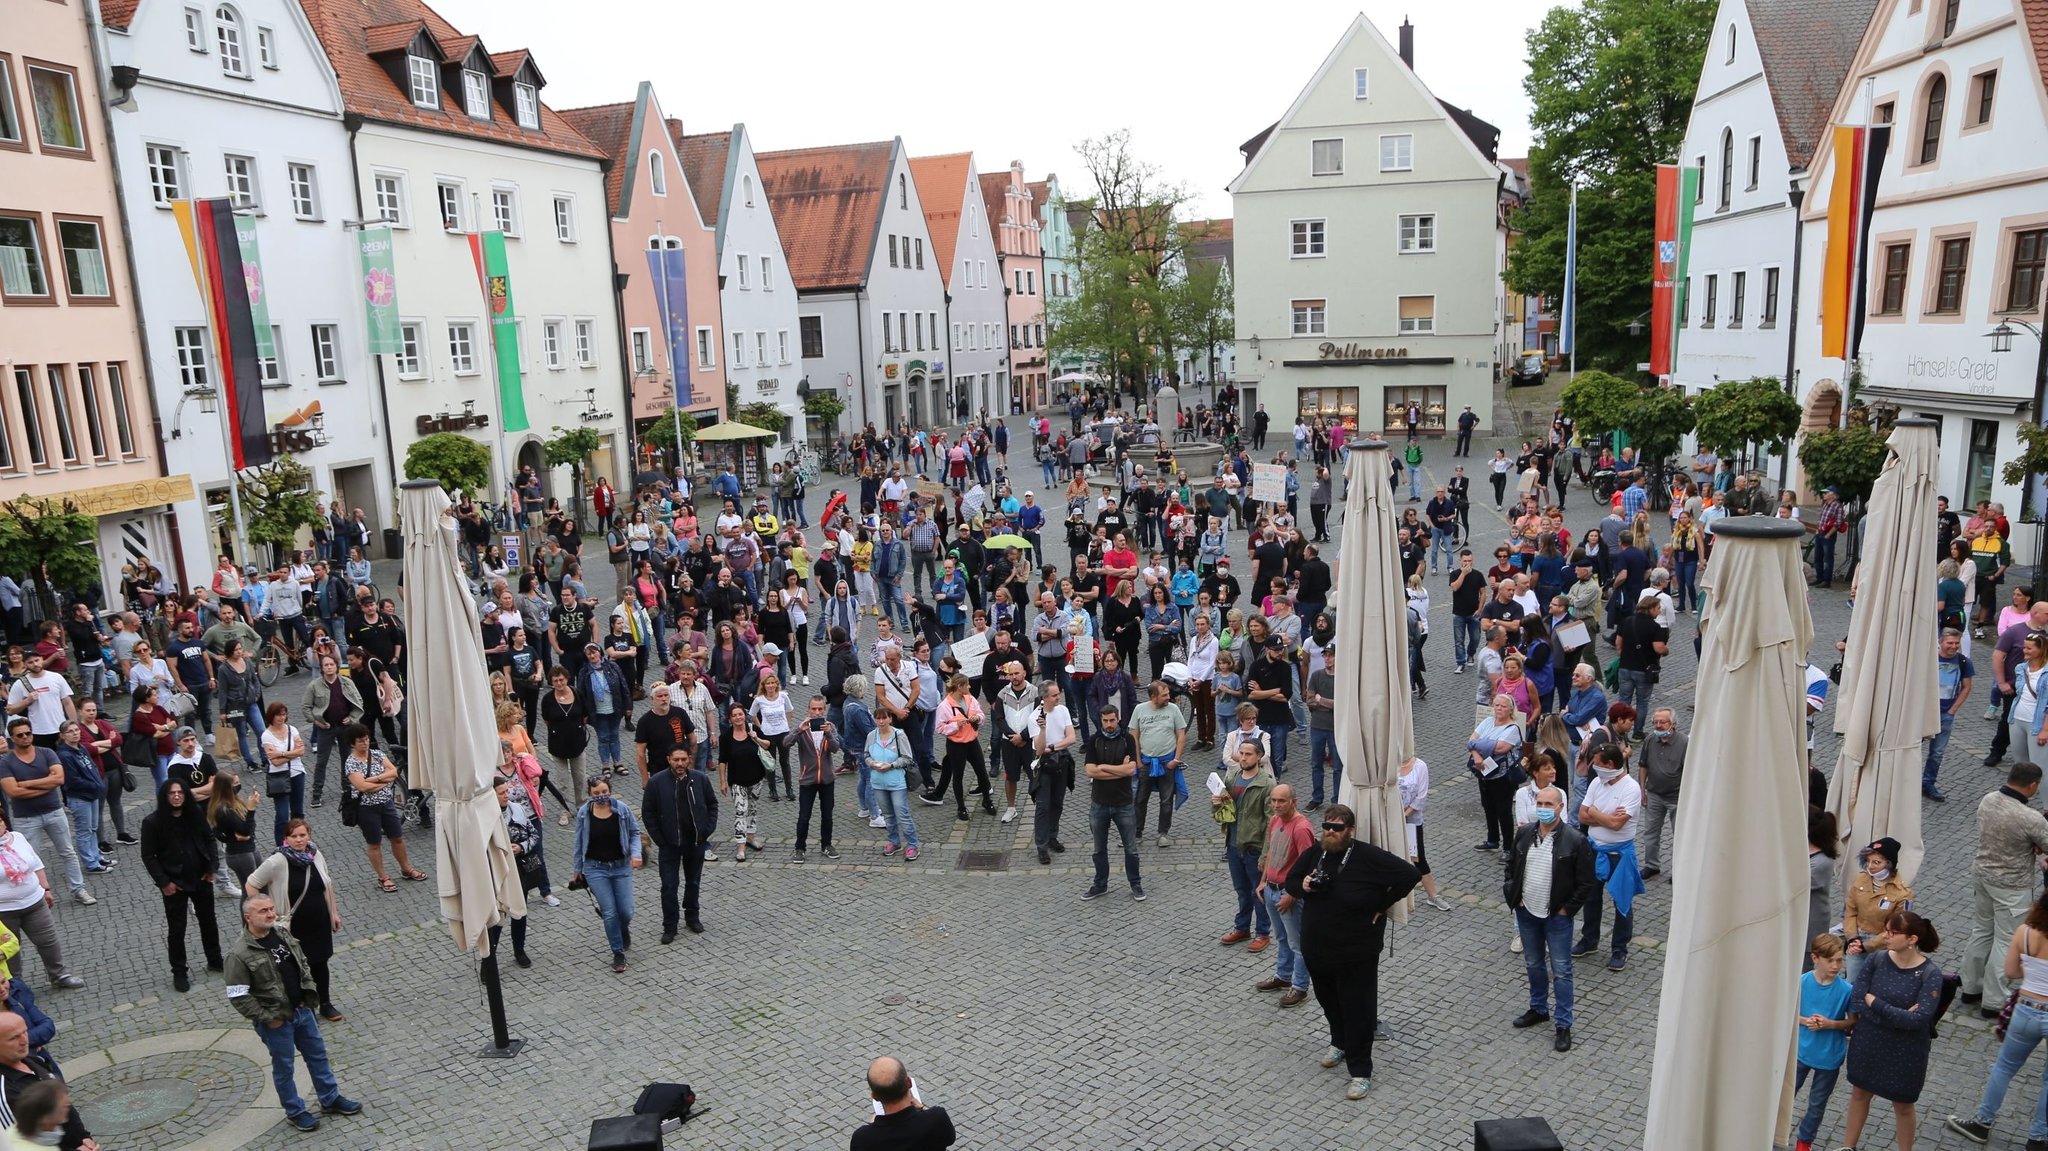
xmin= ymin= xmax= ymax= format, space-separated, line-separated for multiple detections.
xmin=1797 ymin=402 xmax=1895 ymax=505
xmin=404 ymin=433 xmax=493 ymax=497
xmin=733 ymin=401 xmax=788 ymax=438
xmin=1617 ymin=385 xmax=1697 ymax=499
xmin=1691 ymin=376 xmax=1803 ymax=471
xmin=802 ymin=390 xmax=846 ymax=443
xmin=543 ymin=425 xmax=608 ymax=534
xmin=0 ymin=497 xmax=99 ymax=622
xmin=239 ymin=456 xmax=326 ymax=568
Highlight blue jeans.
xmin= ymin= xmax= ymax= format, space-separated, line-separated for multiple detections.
xmin=1813 ymin=534 xmax=1837 ymax=584
xmin=1226 ymin=844 xmax=1270 ymax=935
xmin=1307 ymin=726 xmax=1344 ymax=805
xmin=1261 ymin=721 xmax=1292 ymax=776
xmin=232 ymin=706 xmax=266 ymax=771
xmin=591 ymin=711 xmax=623 ymax=767
xmin=855 ymin=758 xmax=875 ymax=817
xmin=255 ymin=1008 xmax=342 ymax=1119
xmin=1616 ymin=668 xmax=1654 ymax=718
xmin=66 ymin=797 xmax=103 ymax=870
xmin=583 ymin=858 xmax=634 ymax=955
xmin=1453 ymin=615 xmax=1481 ymax=669
xmin=1673 ymin=556 xmax=1699 ymax=611
xmin=908 ymin=710 xmax=937 ymax=788
xmin=1088 ymin=801 xmax=1141 ymax=891
xmin=1925 ymin=706 xmax=1956 ymax=787
xmin=875 ymin=786 xmax=919 ymax=851
xmin=1430 ymin=528 xmax=1455 ymax=571
xmin=272 ymin=773 xmax=305 ymax=844
xmin=1973 ymin=998 xmax=2048 ymax=1139
xmin=1261 ymin=885 xmax=1308 ymax=989
xmin=1408 ymin=468 xmax=1422 ymax=500
xmin=1516 ymin=906 xmax=1575 ymax=1029
xmin=878 ymin=579 xmax=909 ymax=629
xmin=1795 ymin=1062 xmax=1842 ymax=1144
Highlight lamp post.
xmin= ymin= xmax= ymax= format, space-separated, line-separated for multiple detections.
xmin=1986 ymin=315 xmax=2047 ymax=586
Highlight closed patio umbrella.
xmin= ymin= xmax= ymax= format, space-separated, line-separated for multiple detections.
xmin=1825 ymin=418 xmax=1940 ymax=883
xmin=1642 ymin=516 xmax=1812 ymax=1148
xmin=398 ymin=478 xmax=527 ymax=1055
xmin=1333 ymin=442 xmax=1410 ymax=926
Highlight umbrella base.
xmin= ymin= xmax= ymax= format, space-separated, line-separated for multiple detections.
xmin=478 ymin=1037 xmax=525 ymax=1059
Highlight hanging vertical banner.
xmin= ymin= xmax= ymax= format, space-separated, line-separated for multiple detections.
xmin=1560 ymin=185 xmax=1578 ymax=356
xmin=1649 ymin=164 xmax=1701 ymax=378
xmin=645 ymin=246 xmax=692 ymax=407
xmin=357 ymin=226 xmax=402 ymax=354
xmin=467 ymin=231 xmax=529 ymax=433
xmin=185 ymin=198 xmax=273 ymax=469
xmin=1820 ymin=125 xmax=1892 ymax=361
xmin=231 ymin=214 xmax=275 ymax=359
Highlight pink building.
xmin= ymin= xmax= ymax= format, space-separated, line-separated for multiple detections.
xmin=561 ymin=83 xmax=725 ymax=465
xmin=0 ymin=0 xmax=184 ymax=589
xmin=982 ymin=161 xmax=1047 ymax=411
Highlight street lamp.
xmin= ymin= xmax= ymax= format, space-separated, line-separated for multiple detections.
xmin=1985 ymin=320 xmax=2040 ymax=355
xmin=1985 ymin=316 xmax=2048 ymax=585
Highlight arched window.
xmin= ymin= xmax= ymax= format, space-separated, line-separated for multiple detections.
xmin=1920 ymin=74 xmax=1946 ymax=164
xmin=1725 ymin=23 xmax=1737 ymax=62
xmin=648 ymin=152 xmax=667 ymax=197
xmin=1942 ymin=0 xmax=1960 ymax=36
xmin=215 ymin=5 xmax=246 ymax=76
xmin=743 ymin=174 xmax=754 ymax=207
xmin=1718 ymin=128 xmax=1734 ymax=208
xmin=898 ymin=173 xmax=907 ymax=209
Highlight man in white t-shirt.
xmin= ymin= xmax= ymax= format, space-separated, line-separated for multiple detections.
xmin=1028 ymin=679 xmax=1077 ymax=864
xmin=4 ymin=651 xmax=75 ymax=745
xmin=1574 ymin=742 xmax=1643 ymax=971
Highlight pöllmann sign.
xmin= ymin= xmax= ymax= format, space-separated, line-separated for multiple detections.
xmin=1318 ymin=343 xmax=1409 ymax=360
xmin=1905 ymin=353 xmax=2000 ymax=384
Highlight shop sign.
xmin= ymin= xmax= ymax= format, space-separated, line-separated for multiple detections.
xmin=1905 ymin=353 xmax=2001 ymax=389
xmin=1318 ymin=343 xmax=1409 ymax=360
xmin=883 ymin=363 xmax=900 ymax=380
xmin=21 ymin=474 xmax=198 ymax=517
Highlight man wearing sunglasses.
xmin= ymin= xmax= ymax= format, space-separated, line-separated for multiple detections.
xmin=1284 ymin=803 xmax=1420 ymax=1100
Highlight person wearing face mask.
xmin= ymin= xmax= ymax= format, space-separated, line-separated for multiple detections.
xmin=1634 ymin=708 xmax=1687 ymax=883
xmin=1505 ymin=784 xmax=1596 ymax=1053
xmin=5 ymin=1076 xmax=71 ymax=1146
xmin=1572 ymin=744 xmax=1643 ymax=972
xmin=1842 ymin=837 xmax=1914 ymax=984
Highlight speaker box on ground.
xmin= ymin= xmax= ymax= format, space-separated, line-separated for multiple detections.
xmin=587 ymin=1112 xmax=663 ymax=1151
xmin=1474 ymin=1116 xmax=1564 ymax=1151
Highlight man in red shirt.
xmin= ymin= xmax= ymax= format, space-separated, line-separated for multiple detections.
xmin=1254 ymin=783 xmax=1317 ymax=1007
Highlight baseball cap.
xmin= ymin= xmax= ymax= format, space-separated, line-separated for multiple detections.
xmin=759 ymin=642 xmax=783 ymax=658
xmin=1023 ymin=491 xmax=1034 ymax=497
xmin=174 ymin=726 xmax=198 ymax=743
xmin=584 ymin=641 xmax=602 ymax=653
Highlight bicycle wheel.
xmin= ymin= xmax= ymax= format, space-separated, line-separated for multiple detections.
xmin=257 ymin=648 xmax=281 ymax=687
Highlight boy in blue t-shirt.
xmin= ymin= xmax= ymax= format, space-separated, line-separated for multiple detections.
xmin=1794 ymin=932 xmax=1855 ymax=1151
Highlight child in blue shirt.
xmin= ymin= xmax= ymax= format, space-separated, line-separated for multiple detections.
xmin=1170 ymin=562 xmax=1199 ymax=612
xmin=1213 ymin=652 xmax=1243 ymax=732
xmin=1794 ymin=932 xmax=1854 ymax=1151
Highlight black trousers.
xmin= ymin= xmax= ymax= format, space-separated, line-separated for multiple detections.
xmin=933 ymin=741 xmax=989 ymax=815
xmin=1310 ymin=504 xmax=1329 ymax=540
xmin=1478 ymin=775 xmax=1516 ymax=847
xmin=657 ymin=840 xmax=704 ymax=933
xmin=1303 ymin=953 xmax=1380 ymax=1078
xmin=164 ymin=887 xmax=222 ymax=975
xmin=1991 ymin=691 xmax=2017 ymax=760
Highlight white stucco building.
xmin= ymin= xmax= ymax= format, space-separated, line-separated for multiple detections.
xmin=1229 ymin=15 xmax=1507 ymax=440
xmin=912 ymin=153 xmax=1006 ymax=423
xmin=759 ymin=138 xmax=950 ymax=434
xmin=298 ymin=0 xmax=628 ymax=505
xmin=96 ymin=0 xmax=396 ymax=571
xmin=1792 ymin=0 xmax=2048 ymax=551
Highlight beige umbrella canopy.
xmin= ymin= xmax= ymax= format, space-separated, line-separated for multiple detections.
xmin=1643 ymin=516 xmax=1813 ymax=1148
xmin=1333 ymin=442 xmax=1412 ymax=926
xmin=1825 ymin=418 xmax=1940 ymax=883
xmin=692 ymin=419 xmax=779 ymax=442
xmin=398 ymin=480 xmax=526 ymax=957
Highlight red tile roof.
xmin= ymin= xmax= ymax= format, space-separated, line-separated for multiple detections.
xmin=909 ymin=153 xmax=972 ymax=289
xmin=1748 ymin=0 xmax=1879 ymax=169
xmin=978 ymin=171 xmax=1009 ymax=233
xmin=363 ymin=20 xmax=428 ymax=54
xmin=677 ymin=126 xmax=732 ymax=231
xmin=100 ymin=0 xmax=140 ymax=30
xmin=296 ymin=0 xmax=603 ymax=160
xmin=2022 ymin=0 xmax=2048 ymax=139
xmin=756 ymin=140 xmax=895 ymax=292
xmin=557 ymin=101 xmax=635 ymax=216
xmin=1501 ymin=157 xmax=1529 ymax=178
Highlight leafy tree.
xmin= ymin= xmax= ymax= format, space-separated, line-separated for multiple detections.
xmin=802 ymin=389 xmax=847 ymax=440
xmin=1619 ymin=383 xmax=1697 ymax=473
xmin=238 ymin=456 xmax=324 ymax=565
xmin=0 ymin=497 xmax=98 ymax=620
xmin=1798 ymin=402 xmax=1896 ymax=504
xmin=2000 ymin=421 xmax=2048 ymax=510
xmin=1505 ymin=0 xmax=1716 ymax=372
xmin=544 ymin=425 xmax=607 ymax=533
xmin=643 ymin=409 xmax=698 ymax=455
xmin=1559 ymin=370 xmax=1641 ymax=441
xmin=1167 ymin=257 xmax=1233 ymax=391
xmin=1691 ymin=376 xmax=1804 ymax=462
xmin=405 ymin=433 xmax=492 ymax=497
xmin=733 ymin=401 xmax=789 ymax=439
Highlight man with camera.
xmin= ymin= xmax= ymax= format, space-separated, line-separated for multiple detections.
xmin=1284 ymin=803 xmax=1420 ymax=1100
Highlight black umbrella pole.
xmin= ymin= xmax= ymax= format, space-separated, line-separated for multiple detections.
xmin=478 ymin=953 xmax=523 ymax=1058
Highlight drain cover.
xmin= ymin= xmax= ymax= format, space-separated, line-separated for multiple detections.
xmin=956 ymin=850 xmax=1010 ymax=871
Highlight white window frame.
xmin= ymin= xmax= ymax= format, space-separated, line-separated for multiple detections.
xmin=460 ymin=71 xmax=488 ymax=120
xmin=1398 ymin=213 xmax=1436 ymax=254
xmin=406 ymin=55 xmax=438 ymax=109
xmin=184 ymin=7 xmax=207 ymax=52
xmin=542 ymin=319 xmax=565 ymax=369
xmin=736 ymin=254 xmax=750 ymax=289
xmin=760 ymin=256 xmax=773 ymax=291
xmin=144 ymin=144 xmax=183 ymax=207
xmin=552 ymin=195 xmax=576 ymax=242
xmin=256 ymin=324 xmax=284 ymax=387
xmin=107 ymin=363 xmax=135 ymax=457
xmin=1310 ymin=138 xmax=1344 ymax=176
xmin=1353 ymin=67 xmax=1370 ymax=99
xmin=436 ymin=181 xmax=462 ymax=231
xmin=756 ymin=330 xmax=769 ymax=365
xmin=447 ymin=321 xmax=477 ymax=375
xmin=630 ymin=329 xmax=652 ymax=374
xmin=514 ymin=83 xmax=539 ymax=130
xmin=286 ymin=162 xmax=318 ymax=221
xmin=648 ymin=152 xmax=667 ymax=196
xmin=695 ymin=327 xmax=715 ymax=369
xmin=490 ymin=187 xmax=518 ymax=236
xmin=574 ymin=319 xmax=595 ymax=367
xmin=373 ymin=172 xmax=407 ymax=227
xmin=1290 ymin=299 xmax=1326 ymax=337
xmin=1290 ymin=218 xmax=1325 ymax=258
xmin=256 ymin=26 xmax=276 ymax=69
xmin=174 ymin=326 xmax=211 ymax=391
xmin=1397 ymin=294 xmax=1437 ymax=334
xmin=395 ymin=322 xmax=424 ymax=378
xmin=777 ymin=330 xmax=790 ymax=364
xmin=1379 ymin=134 xmax=1414 ymax=172
xmin=214 ymin=5 xmax=247 ymax=77
xmin=223 ymin=154 xmax=259 ymax=210
xmin=309 ymin=323 xmax=341 ymax=381
xmin=731 ymin=330 xmax=747 ymax=367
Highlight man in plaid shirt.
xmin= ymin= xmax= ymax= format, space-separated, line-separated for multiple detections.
xmin=1813 ymin=487 xmax=1845 ymax=588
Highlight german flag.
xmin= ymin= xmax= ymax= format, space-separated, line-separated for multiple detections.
xmin=1820 ymin=125 xmax=1892 ymax=361
xmin=172 ymin=197 xmax=273 ymax=469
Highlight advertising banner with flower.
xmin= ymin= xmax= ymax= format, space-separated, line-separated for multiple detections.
xmin=358 ymin=226 xmax=402 ymax=354
xmin=232 ymin=215 xmax=275 ymax=359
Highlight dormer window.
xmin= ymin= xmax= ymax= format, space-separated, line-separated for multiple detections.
xmin=462 ymin=70 xmax=489 ymax=119
xmin=406 ymin=54 xmax=437 ymax=109
xmin=514 ymin=82 xmax=538 ymax=129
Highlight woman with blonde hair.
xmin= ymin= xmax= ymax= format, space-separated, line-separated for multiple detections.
xmin=206 ymin=770 xmax=260 ymax=889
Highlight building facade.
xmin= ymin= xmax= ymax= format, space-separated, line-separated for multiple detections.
xmin=98 ymin=0 xmax=394 ymax=576
xmin=1037 ymin=174 xmax=1085 ymax=386
xmin=1228 ymin=16 xmax=1505 ymax=438
xmin=983 ymin=162 xmax=1045 ymax=414
xmin=2 ymin=0 xmax=181 ymax=591
xmin=1792 ymin=0 xmax=2047 ymax=550
xmin=1176 ymin=218 xmax=1236 ymax=406
xmin=910 ymin=153 xmax=1004 ymax=424
xmin=299 ymin=0 xmax=629 ymax=505
xmin=678 ymin=123 xmax=806 ymax=444
xmin=560 ymin=84 xmax=725 ymax=470
xmin=760 ymin=138 xmax=949 ymax=435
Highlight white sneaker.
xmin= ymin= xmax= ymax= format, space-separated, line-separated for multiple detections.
xmin=542 ymin=894 xmax=561 ymax=907
xmin=869 ymin=815 xmax=888 ymax=829
xmin=74 ymin=891 xmax=97 ymax=906
xmin=1000 ymin=806 xmax=1017 ymax=823
xmin=1427 ymin=894 xmax=1453 ymax=912
xmin=1158 ymin=834 xmax=1172 ymax=848
xmin=1319 ymin=1044 xmax=1344 ymax=1068
xmin=801 ymin=675 xmax=810 ymax=686
xmin=1510 ymin=935 xmax=1524 ymax=953
xmin=1345 ymin=1076 xmax=1372 ymax=1100
xmin=203 ymin=733 xmax=216 ymax=747
xmin=703 ymin=848 xmax=718 ymax=862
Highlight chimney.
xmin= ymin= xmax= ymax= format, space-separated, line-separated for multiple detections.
xmin=1399 ymin=18 xmax=1414 ymax=68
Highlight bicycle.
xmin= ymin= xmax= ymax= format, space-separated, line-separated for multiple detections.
xmin=256 ymin=642 xmax=282 ymax=687
xmin=791 ymin=445 xmax=822 ymax=488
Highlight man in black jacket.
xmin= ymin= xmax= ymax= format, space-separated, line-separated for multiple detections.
xmin=1503 ymin=786 xmax=1598 ymax=1052
xmin=139 ymin=779 xmax=220 ymax=993
xmin=640 ymin=747 xmax=718 ymax=943
xmin=1284 ymin=803 xmax=1420 ymax=1100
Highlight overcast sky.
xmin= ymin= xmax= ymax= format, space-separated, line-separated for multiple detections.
xmin=430 ymin=0 xmax=1556 ymax=218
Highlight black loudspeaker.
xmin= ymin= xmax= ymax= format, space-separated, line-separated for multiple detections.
xmin=1474 ymin=1116 xmax=1564 ymax=1151
xmin=587 ymin=1112 xmax=662 ymax=1151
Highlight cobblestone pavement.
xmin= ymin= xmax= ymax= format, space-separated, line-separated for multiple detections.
xmin=35 ymin=419 xmax=2022 ymax=1148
